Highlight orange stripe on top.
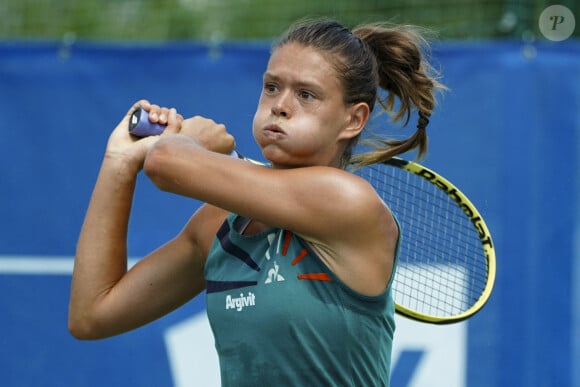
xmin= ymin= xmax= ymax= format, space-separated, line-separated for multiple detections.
xmin=291 ymin=249 xmax=308 ymax=265
xmin=281 ymin=231 xmax=292 ymax=256
xmin=297 ymin=273 xmax=332 ymax=282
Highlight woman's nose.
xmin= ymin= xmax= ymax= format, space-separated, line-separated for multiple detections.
xmin=271 ymin=92 xmax=292 ymax=118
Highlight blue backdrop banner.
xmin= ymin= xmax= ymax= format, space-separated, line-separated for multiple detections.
xmin=0 ymin=39 xmax=578 ymax=387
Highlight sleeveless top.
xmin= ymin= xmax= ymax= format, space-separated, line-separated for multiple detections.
xmin=205 ymin=213 xmax=399 ymax=386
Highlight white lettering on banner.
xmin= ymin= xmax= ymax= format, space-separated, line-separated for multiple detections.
xmin=392 ymin=317 xmax=467 ymax=387
xmin=164 ymin=314 xmax=221 ymax=387
xmin=0 ymin=256 xmax=139 ymax=274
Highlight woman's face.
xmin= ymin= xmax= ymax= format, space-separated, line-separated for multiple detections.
xmin=253 ymin=42 xmax=360 ymax=168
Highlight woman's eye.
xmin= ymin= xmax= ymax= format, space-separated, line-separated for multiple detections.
xmin=264 ymin=83 xmax=278 ymax=93
xmin=299 ymin=90 xmax=315 ymax=100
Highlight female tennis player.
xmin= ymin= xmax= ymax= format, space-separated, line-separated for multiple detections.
xmin=69 ymin=18 xmax=443 ymax=386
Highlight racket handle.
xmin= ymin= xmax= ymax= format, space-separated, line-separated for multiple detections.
xmin=128 ymin=107 xmax=166 ymax=137
xmin=128 ymin=107 xmax=242 ymax=159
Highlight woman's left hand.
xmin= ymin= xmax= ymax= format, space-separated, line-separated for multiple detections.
xmin=178 ymin=115 xmax=236 ymax=155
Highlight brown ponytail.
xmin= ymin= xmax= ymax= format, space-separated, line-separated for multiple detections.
xmin=349 ymin=23 xmax=446 ymax=168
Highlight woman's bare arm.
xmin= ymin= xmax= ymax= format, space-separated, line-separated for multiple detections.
xmin=68 ymin=101 xmax=235 ymax=339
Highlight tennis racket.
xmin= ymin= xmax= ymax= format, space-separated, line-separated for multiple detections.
xmin=352 ymin=158 xmax=496 ymax=324
xmin=130 ymin=108 xmax=496 ymax=324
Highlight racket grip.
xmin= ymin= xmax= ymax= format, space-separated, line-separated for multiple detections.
xmin=128 ymin=107 xmax=166 ymax=137
xmin=128 ymin=107 xmax=242 ymax=159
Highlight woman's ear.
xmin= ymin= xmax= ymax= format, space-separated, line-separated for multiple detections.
xmin=338 ymin=102 xmax=370 ymax=140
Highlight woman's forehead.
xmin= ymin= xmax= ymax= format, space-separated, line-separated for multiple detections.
xmin=267 ymin=43 xmax=340 ymax=81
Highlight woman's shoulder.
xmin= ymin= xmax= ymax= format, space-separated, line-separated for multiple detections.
xmin=182 ymin=204 xmax=231 ymax=258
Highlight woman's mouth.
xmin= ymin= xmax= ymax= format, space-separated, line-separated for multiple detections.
xmin=264 ymin=124 xmax=286 ymax=137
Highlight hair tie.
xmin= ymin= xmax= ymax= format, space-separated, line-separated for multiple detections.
xmin=417 ymin=111 xmax=430 ymax=130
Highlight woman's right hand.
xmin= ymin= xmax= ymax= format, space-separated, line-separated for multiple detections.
xmin=104 ymin=100 xmax=184 ymax=174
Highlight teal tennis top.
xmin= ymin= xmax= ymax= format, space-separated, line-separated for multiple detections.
xmin=205 ymin=213 xmax=398 ymax=386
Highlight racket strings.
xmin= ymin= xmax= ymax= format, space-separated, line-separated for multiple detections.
xmin=359 ymin=163 xmax=489 ymax=318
